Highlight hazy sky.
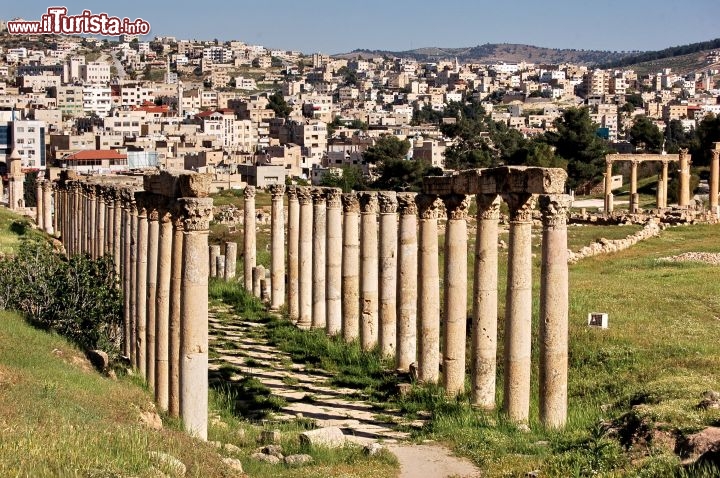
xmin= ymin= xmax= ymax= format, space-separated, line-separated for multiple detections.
xmin=6 ymin=0 xmax=719 ymax=54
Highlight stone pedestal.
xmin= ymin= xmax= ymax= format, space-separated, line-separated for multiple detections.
xmin=216 ymin=255 xmax=225 ymax=280
xmin=325 ymin=188 xmax=342 ymax=335
xmin=502 ymin=193 xmax=536 ymax=424
xmin=286 ymin=187 xmax=300 ymax=321
xmin=539 ymin=195 xmax=570 ymax=429
xmin=253 ymin=265 xmax=264 ymax=298
xmin=297 ymin=188 xmax=313 ymax=328
xmin=416 ymin=194 xmax=440 ymax=383
xmin=224 ymin=242 xmax=237 ymax=280
xmin=269 ymin=184 xmax=286 ymax=309
xmin=359 ymin=192 xmax=379 ymax=350
xmin=378 ymin=192 xmax=398 ymax=357
xmin=341 ymin=193 xmax=360 ymax=342
xmin=243 ymin=186 xmax=256 ymax=289
xmin=179 ymin=197 xmax=212 ymax=440
xmin=396 ymin=193 xmax=417 ymax=371
xmin=472 ymin=194 xmax=501 ymax=409
xmin=311 ymin=188 xmax=327 ymax=329
xmin=442 ymin=194 xmax=469 ymax=397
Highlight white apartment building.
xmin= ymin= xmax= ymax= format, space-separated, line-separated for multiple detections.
xmin=83 ymin=85 xmax=112 ymax=117
xmin=11 ymin=120 xmax=46 ymax=169
xmin=120 ymin=84 xmax=154 ymax=107
xmin=81 ymin=61 xmax=111 ymax=84
xmin=203 ymin=46 xmax=233 ymax=64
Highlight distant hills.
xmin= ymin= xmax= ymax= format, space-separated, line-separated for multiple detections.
xmin=335 ymin=43 xmax=638 ymax=66
xmin=336 ymin=38 xmax=720 ymax=70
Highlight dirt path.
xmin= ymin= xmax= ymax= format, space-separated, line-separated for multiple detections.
xmin=209 ymin=306 xmax=482 ymax=478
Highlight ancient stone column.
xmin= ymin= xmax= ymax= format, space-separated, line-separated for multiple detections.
xmin=146 ymin=201 xmax=160 ymax=390
xmin=135 ymin=194 xmax=149 ymax=376
xmin=33 ymin=180 xmax=44 ymax=235
xmin=679 ymin=149 xmax=692 ymax=208
xmin=113 ymin=192 xmax=122 ymax=275
xmin=661 ymin=160 xmax=669 ymax=209
xmin=72 ymin=184 xmax=81 ymax=255
xmin=155 ymin=204 xmax=172 ymax=411
xmin=442 ymin=194 xmax=469 ymax=397
xmin=416 ymin=194 xmax=440 ymax=383
xmin=710 ymin=145 xmax=720 ymax=214
xmin=604 ymin=160 xmax=614 ymax=214
xmin=378 ymin=191 xmax=398 ymax=357
xmin=122 ymin=195 xmax=132 ymax=358
xmin=51 ymin=184 xmax=59 ymax=237
xmin=297 ymin=187 xmax=313 ymax=328
xmin=396 ymin=193 xmax=417 ymax=371
xmin=286 ymin=186 xmax=300 ymax=321
xmin=311 ymin=187 xmax=327 ymax=329
xmin=472 ymin=194 xmax=501 ymax=409
xmin=502 ymin=193 xmax=536 ymax=424
xmin=216 ymin=255 xmax=225 ymax=279
xmin=341 ymin=193 xmax=360 ymax=342
xmin=168 ymin=213 xmax=184 ymax=418
xmin=179 ymin=197 xmax=212 ymax=440
xmin=129 ymin=199 xmax=139 ymax=368
xmin=656 ymin=174 xmax=664 ymax=210
xmin=630 ymin=159 xmax=639 ymax=213
xmin=325 ymin=188 xmax=342 ymax=335
xmin=243 ymin=186 xmax=257 ymax=290
xmin=224 ymin=242 xmax=237 ymax=280
xmin=209 ymin=244 xmax=221 ymax=278
xmin=269 ymin=184 xmax=285 ymax=309
xmin=539 ymin=194 xmax=570 ymax=429
xmin=96 ymin=188 xmax=106 ymax=259
xmin=88 ymin=187 xmax=97 ymax=257
xmin=252 ymin=265 xmax=264 ymax=298
xmin=44 ymin=181 xmax=53 ymax=235
xmin=35 ymin=178 xmax=43 ymax=230
xmin=359 ymin=192 xmax=379 ymax=351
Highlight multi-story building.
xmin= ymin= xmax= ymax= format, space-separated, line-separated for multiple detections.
xmin=8 ymin=119 xmax=46 ymax=169
xmin=83 ymin=85 xmax=112 ymax=117
xmin=81 ymin=61 xmax=111 ymax=84
xmin=584 ymin=69 xmax=610 ymax=97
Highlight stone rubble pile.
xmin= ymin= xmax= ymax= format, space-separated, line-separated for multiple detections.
xmin=658 ymin=252 xmax=720 ymax=266
xmin=567 ymin=220 xmax=664 ymax=264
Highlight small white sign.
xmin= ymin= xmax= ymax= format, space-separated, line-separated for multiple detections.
xmin=587 ymin=312 xmax=608 ymax=329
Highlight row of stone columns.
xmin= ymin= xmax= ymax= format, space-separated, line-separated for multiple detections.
xmin=54 ymin=171 xmax=213 ymax=440
xmin=245 ymin=175 xmax=569 ymax=428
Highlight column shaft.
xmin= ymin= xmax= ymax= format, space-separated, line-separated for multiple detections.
xmin=396 ymin=193 xmax=417 ymax=371
xmin=710 ymin=148 xmax=720 ymax=212
xmin=209 ymin=245 xmax=220 ymax=278
xmin=341 ymin=193 xmax=360 ymax=342
xmin=502 ymin=194 xmax=536 ymax=423
xmin=269 ymin=184 xmax=286 ymax=309
xmin=539 ymin=195 xmax=570 ymax=429
xmin=243 ymin=186 xmax=256 ymax=290
xmin=155 ymin=212 xmax=172 ymax=411
xmin=287 ymin=187 xmax=300 ymax=321
xmin=135 ymin=200 xmax=148 ymax=376
xmin=359 ymin=192 xmax=379 ymax=350
xmin=378 ymin=192 xmax=398 ymax=357
xmin=679 ymin=149 xmax=691 ymax=208
xmin=179 ymin=198 xmax=212 ymax=440
xmin=472 ymin=195 xmax=501 ymax=409
xmin=311 ymin=188 xmax=327 ymax=329
xmin=43 ymin=181 xmax=53 ymax=235
xmin=169 ymin=216 xmax=184 ymax=418
xmin=442 ymin=194 xmax=469 ymax=396
xmin=224 ymin=242 xmax=237 ymax=280
xmin=325 ymin=188 xmax=342 ymax=335
xmin=416 ymin=194 xmax=440 ymax=383
xmin=146 ymin=207 xmax=160 ymax=390
xmin=661 ymin=161 xmax=669 ymax=209
xmin=297 ymin=188 xmax=313 ymax=328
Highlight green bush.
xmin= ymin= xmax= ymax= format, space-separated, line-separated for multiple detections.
xmin=0 ymin=241 xmax=122 ymax=353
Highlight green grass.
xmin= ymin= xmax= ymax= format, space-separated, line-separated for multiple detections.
xmin=0 ymin=207 xmax=44 ymax=254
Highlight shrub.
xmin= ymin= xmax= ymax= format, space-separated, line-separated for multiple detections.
xmin=0 ymin=241 xmax=122 ymax=353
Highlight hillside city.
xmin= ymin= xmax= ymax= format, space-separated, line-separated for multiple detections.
xmin=0 ymin=26 xmax=718 ymax=192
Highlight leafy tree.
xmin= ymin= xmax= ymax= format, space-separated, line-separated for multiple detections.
xmin=664 ymin=119 xmax=693 ymax=154
xmin=543 ymin=107 xmax=610 ymax=188
xmin=319 ymin=165 xmax=366 ymax=192
xmin=690 ymin=114 xmax=720 ymax=166
xmin=412 ymin=104 xmax=443 ymax=125
xmin=372 ymin=159 xmax=441 ymax=192
xmin=629 ymin=116 xmax=663 ymax=152
xmin=337 ymin=66 xmax=358 ymax=87
xmin=362 ymin=136 xmax=411 ymax=164
xmin=267 ymin=91 xmax=291 ymax=118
